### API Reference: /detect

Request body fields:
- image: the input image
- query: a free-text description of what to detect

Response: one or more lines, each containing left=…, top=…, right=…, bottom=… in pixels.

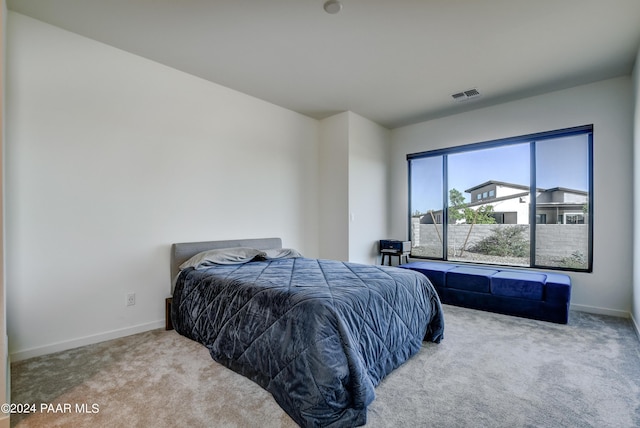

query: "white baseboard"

left=569, top=303, right=630, bottom=319
left=10, top=320, right=165, bottom=362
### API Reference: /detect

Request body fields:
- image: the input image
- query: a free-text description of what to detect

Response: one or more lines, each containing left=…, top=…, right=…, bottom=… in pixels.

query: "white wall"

left=318, top=113, right=349, bottom=261
left=347, top=112, right=390, bottom=264
left=319, top=112, right=391, bottom=264
left=5, top=13, right=320, bottom=360
left=0, top=2, right=7, bottom=426
left=390, top=77, right=634, bottom=317
left=632, top=46, right=640, bottom=336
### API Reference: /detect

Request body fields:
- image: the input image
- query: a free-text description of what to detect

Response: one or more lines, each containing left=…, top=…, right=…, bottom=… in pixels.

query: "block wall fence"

left=411, top=218, right=588, bottom=259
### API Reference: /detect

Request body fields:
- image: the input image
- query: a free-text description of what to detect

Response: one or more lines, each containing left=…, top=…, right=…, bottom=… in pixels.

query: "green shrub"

left=469, top=225, right=528, bottom=257
left=559, top=250, right=587, bottom=269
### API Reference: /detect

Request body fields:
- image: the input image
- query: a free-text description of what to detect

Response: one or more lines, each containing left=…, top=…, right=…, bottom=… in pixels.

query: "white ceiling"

left=7, top=0, right=640, bottom=128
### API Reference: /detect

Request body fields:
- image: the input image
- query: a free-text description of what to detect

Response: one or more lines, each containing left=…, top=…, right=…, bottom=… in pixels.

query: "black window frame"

left=407, top=124, right=593, bottom=273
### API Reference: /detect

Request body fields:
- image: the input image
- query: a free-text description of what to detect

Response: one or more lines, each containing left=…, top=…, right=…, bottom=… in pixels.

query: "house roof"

left=464, top=180, right=529, bottom=193
left=465, top=191, right=529, bottom=208
left=465, top=180, right=587, bottom=196
left=543, top=187, right=588, bottom=196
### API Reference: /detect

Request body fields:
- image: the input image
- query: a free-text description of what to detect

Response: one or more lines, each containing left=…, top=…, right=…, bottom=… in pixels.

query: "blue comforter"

left=172, top=258, right=444, bottom=427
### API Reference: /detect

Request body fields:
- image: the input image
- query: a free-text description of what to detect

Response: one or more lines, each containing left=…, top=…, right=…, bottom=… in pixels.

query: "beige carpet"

left=10, top=305, right=640, bottom=427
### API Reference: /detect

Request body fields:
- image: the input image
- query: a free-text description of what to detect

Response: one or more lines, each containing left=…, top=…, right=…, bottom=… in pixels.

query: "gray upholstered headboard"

left=170, top=237, right=282, bottom=283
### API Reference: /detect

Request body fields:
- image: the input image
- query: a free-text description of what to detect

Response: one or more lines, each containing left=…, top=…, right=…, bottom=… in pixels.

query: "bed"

left=170, top=238, right=444, bottom=427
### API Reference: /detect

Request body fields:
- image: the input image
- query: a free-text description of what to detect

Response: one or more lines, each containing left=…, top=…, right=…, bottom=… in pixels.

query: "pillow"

left=262, top=248, right=303, bottom=260
left=179, top=247, right=266, bottom=270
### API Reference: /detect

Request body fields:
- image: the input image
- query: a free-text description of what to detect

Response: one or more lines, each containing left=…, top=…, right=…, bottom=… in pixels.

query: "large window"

left=408, top=125, right=593, bottom=272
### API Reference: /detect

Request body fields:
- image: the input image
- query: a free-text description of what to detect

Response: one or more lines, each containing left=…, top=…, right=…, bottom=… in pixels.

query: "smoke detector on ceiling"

left=451, top=88, right=482, bottom=102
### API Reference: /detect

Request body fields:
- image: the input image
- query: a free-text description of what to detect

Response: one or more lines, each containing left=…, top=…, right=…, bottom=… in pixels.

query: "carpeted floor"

left=10, top=305, right=640, bottom=427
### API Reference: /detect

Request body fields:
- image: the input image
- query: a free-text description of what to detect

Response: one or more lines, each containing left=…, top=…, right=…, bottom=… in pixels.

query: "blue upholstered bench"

left=399, top=261, right=571, bottom=324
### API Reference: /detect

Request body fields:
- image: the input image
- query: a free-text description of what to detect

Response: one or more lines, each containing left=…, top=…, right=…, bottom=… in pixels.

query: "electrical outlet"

left=126, top=293, right=136, bottom=306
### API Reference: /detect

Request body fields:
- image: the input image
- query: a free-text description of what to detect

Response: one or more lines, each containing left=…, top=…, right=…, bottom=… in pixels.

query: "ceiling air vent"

left=451, top=88, right=481, bottom=102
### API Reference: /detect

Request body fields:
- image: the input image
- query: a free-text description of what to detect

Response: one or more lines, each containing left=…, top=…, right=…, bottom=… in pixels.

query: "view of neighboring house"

left=420, top=180, right=589, bottom=225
